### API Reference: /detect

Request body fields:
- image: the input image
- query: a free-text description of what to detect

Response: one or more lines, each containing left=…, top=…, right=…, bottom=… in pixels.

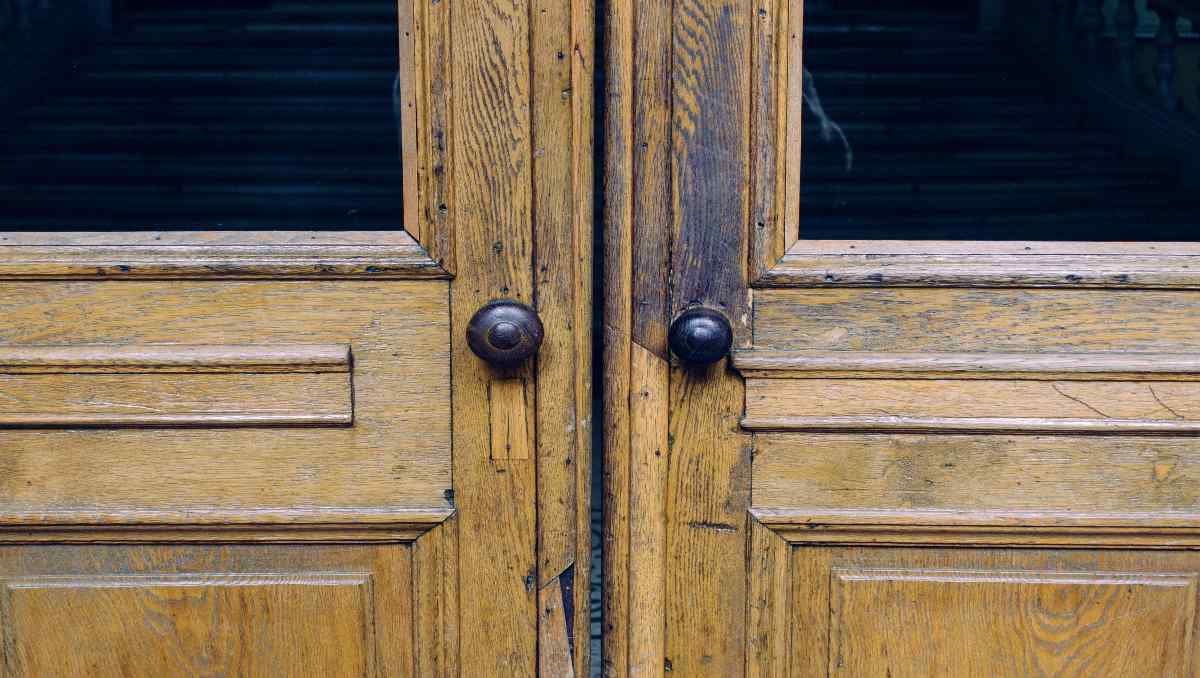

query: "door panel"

left=0, top=0, right=592, bottom=671
left=0, top=279, right=449, bottom=529
left=0, top=543, right=423, bottom=677
left=789, top=548, right=1200, bottom=678
left=603, top=0, right=1200, bottom=676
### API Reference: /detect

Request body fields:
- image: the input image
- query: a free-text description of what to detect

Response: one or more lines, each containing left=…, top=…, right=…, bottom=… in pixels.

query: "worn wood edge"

left=0, top=232, right=450, bottom=279
left=755, top=250, right=1200, bottom=289
left=752, top=508, right=1200, bottom=547
left=0, top=344, right=351, bottom=373
left=741, top=415, right=1200, bottom=434
left=733, top=350, right=1200, bottom=380
left=0, top=507, right=454, bottom=527
left=0, top=412, right=354, bottom=428
left=0, top=508, right=454, bottom=543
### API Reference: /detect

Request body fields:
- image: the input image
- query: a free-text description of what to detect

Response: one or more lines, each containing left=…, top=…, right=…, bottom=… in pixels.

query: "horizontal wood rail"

left=0, top=344, right=354, bottom=427
left=734, top=350, right=1200, bottom=380
left=738, top=349, right=1200, bottom=434
left=0, top=344, right=351, bottom=373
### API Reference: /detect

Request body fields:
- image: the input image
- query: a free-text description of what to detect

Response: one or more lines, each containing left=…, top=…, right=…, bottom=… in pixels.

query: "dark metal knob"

left=467, top=299, right=544, bottom=367
left=669, top=307, right=733, bottom=365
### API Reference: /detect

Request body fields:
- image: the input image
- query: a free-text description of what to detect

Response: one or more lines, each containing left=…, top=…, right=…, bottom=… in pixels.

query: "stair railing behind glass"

left=1010, top=0, right=1200, bottom=181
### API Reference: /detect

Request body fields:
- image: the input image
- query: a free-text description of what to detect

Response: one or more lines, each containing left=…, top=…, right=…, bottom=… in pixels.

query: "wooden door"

left=602, top=0, right=1200, bottom=675
left=0, top=0, right=592, bottom=675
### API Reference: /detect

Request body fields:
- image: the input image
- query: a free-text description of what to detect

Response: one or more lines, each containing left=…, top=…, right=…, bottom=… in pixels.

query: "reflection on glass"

left=0, top=0, right=403, bottom=230
left=799, top=0, right=1200, bottom=241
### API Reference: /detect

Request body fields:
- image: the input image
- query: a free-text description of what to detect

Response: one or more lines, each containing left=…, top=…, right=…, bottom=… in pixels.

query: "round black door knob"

left=467, top=299, right=544, bottom=366
left=669, top=307, right=733, bottom=365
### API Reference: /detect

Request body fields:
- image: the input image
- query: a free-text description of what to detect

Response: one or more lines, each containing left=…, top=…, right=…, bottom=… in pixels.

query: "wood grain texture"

left=0, top=281, right=450, bottom=527
left=791, top=547, right=1200, bottom=677
left=746, top=518, right=792, bottom=678
left=0, top=344, right=350, bottom=372
left=748, top=0, right=800, bottom=281
left=491, top=378, right=533, bottom=461
left=0, top=371, right=352, bottom=428
left=0, top=543, right=417, bottom=677
left=448, top=0, right=538, bottom=670
left=601, top=0, right=636, bottom=671
left=754, top=433, right=1200, bottom=526
left=410, top=0, right=455, bottom=272
left=830, top=568, right=1196, bottom=677
left=0, top=230, right=446, bottom=279
left=745, top=378, right=1200, bottom=433
left=754, top=288, right=1200, bottom=354
left=666, top=0, right=753, bottom=674
left=735, top=350, right=1200, bottom=380
left=628, top=344, right=669, bottom=677
left=760, top=243, right=1200, bottom=289
left=568, top=0, right=596, bottom=670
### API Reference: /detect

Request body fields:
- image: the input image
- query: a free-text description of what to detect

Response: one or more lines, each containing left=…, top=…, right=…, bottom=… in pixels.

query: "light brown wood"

left=628, top=343, right=669, bottom=677
left=0, top=345, right=354, bottom=427
left=491, top=378, right=533, bottom=461
left=745, top=378, right=1200, bottom=433
left=0, top=543, right=420, bottom=677
left=735, top=350, right=1200, bottom=380
left=791, top=548, right=1200, bottom=676
left=0, top=0, right=592, bottom=672
left=0, top=230, right=447, bottom=279
left=755, top=288, right=1200, bottom=354
left=603, top=0, right=1200, bottom=674
left=828, top=568, right=1195, bottom=676
left=754, top=432, right=1200, bottom=525
left=0, top=344, right=350, bottom=372
left=0, top=281, right=449, bottom=528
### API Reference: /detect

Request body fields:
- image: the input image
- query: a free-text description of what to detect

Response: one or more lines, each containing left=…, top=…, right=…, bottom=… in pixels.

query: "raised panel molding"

left=748, top=540, right=1200, bottom=676
left=736, top=350, right=1200, bottom=434
left=0, top=344, right=353, bottom=428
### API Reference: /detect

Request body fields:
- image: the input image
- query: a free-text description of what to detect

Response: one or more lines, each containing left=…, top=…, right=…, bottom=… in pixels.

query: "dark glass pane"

left=0, top=0, right=403, bottom=230
left=799, top=0, right=1200, bottom=241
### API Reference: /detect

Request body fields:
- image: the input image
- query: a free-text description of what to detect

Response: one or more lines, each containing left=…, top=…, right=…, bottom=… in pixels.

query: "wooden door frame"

left=0, top=0, right=594, bottom=673
left=602, top=0, right=1200, bottom=675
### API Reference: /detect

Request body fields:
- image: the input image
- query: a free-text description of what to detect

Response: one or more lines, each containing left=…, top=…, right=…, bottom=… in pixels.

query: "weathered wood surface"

left=0, top=280, right=450, bottom=528
left=792, top=548, right=1200, bottom=676
left=0, top=230, right=446, bottom=279
left=0, top=544, right=424, bottom=676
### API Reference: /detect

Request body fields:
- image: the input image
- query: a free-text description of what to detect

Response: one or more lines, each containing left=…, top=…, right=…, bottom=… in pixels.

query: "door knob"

left=669, top=307, right=733, bottom=365
left=467, top=299, right=544, bottom=367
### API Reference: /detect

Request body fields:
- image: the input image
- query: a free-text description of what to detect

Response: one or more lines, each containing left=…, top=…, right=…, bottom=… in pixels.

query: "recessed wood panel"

left=789, top=547, right=1200, bottom=678
left=3, top=574, right=373, bottom=677
left=830, top=569, right=1197, bottom=676
left=745, top=377, right=1200, bottom=433
left=0, top=280, right=451, bottom=531
left=754, top=433, right=1200, bottom=526
left=0, top=542, right=424, bottom=677
left=754, top=288, right=1200, bottom=354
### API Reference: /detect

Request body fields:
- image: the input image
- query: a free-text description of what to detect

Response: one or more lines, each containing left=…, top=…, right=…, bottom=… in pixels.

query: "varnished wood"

left=0, top=230, right=447, bottom=279
left=0, top=281, right=450, bottom=528
left=603, top=0, right=1200, bottom=674
left=790, top=548, right=1200, bottom=676
left=0, top=543, right=425, bottom=676
left=0, top=0, right=592, bottom=672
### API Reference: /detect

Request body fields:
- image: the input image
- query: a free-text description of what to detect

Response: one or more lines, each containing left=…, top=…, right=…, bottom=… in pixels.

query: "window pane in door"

left=0, top=0, right=405, bottom=230
left=798, top=0, right=1200, bottom=241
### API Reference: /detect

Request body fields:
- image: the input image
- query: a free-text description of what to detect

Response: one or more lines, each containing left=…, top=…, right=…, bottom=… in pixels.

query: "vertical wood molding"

left=666, top=0, right=754, bottom=676
left=409, top=0, right=456, bottom=272
left=605, top=0, right=758, bottom=674
left=602, top=0, right=636, bottom=672
left=448, top=0, right=538, bottom=672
